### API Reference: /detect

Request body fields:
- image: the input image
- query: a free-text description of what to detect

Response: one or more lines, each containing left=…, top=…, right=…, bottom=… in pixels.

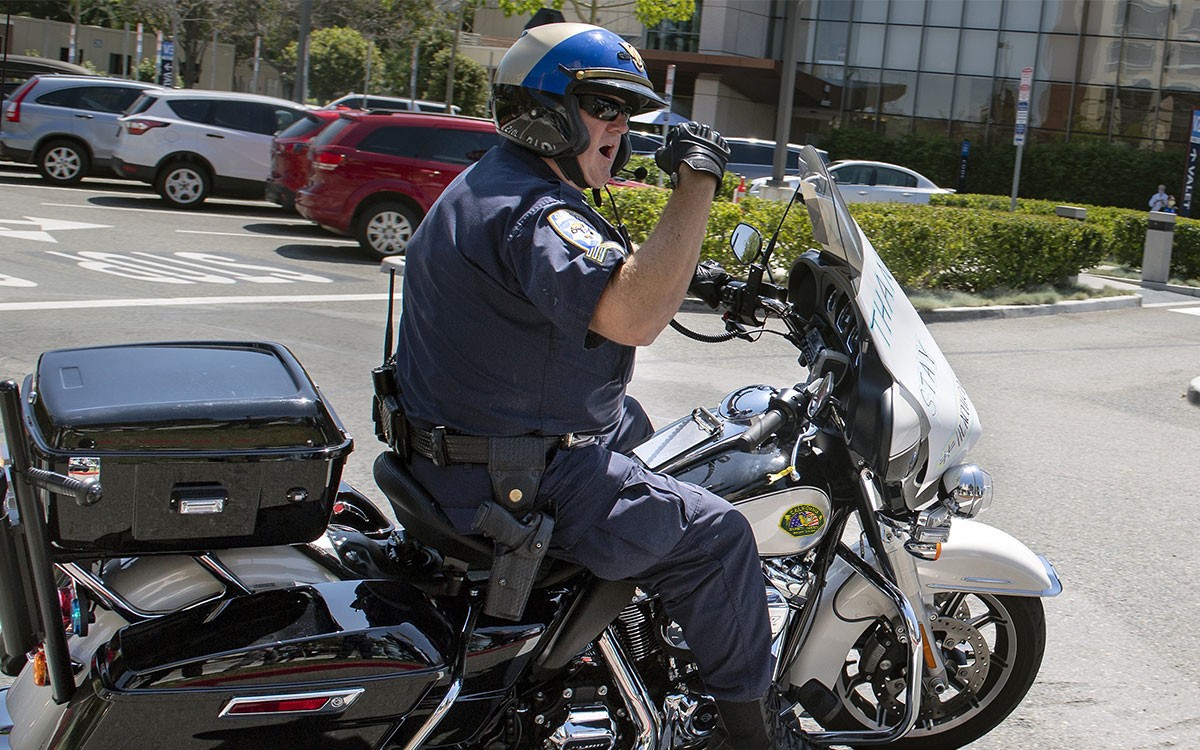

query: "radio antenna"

left=383, top=266, right=397, bottom=362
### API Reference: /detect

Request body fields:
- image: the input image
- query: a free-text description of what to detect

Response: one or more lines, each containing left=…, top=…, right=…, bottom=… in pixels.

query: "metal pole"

left=409, top=42, right=419, bottom=100
left=251, top=34, right=261, bottom=94
left=771, top=1, right=802, bottom=185
left=209, top=27, right=217, bottom=89
left=296, top=0, right=311, bottom=103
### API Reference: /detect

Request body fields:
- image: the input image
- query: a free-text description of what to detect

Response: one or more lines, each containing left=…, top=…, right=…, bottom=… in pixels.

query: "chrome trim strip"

left=219, top=687, right=364, bottom=718
left=597, top=628, right=660, bottom=750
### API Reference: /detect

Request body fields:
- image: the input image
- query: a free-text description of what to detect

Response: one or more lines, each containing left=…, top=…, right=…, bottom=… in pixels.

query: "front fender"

left=786, top=518, right=1061, bottom=691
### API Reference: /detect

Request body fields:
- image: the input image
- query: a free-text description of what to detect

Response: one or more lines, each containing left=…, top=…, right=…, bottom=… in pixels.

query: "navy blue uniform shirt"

left=395, top=140, right=633, bottom=436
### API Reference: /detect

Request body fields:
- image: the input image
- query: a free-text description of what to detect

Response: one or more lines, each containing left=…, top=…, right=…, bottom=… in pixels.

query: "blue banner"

left=1183, top=110, right=1200, bottom=217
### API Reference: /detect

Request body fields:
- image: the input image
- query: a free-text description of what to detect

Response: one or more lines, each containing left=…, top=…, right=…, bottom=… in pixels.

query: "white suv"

left=112, top=89, right=308, bottom=207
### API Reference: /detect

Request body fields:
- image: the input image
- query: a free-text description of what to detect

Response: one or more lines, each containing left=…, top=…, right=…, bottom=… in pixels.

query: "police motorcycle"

left=0, top=144, right=1059, bottom=750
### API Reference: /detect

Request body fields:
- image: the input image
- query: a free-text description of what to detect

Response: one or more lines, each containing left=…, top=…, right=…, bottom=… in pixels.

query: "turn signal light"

left=31, top=646, right=47, bottom=687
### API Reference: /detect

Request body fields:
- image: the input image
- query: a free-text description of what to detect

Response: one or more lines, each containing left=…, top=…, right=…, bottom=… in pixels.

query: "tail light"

left=122, top=118, right=170, bottom=136
left=313, top=150, right=345, bottom=171
left=4, top=79, right=36, bottom=123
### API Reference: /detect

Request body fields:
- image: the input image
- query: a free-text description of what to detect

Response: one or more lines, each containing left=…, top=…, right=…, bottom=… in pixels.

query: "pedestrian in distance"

left=387, top=19, right=812, bottom=750
left=1150, top=183, right=1170, bottom=211
left=1165, top=196, right=1178, bottom=213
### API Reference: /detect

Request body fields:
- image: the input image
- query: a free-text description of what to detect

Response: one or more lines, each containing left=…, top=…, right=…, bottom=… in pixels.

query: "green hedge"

left=606, top=157, right=1110, bottom=292
left=930, top=193, right=1200, bottom=281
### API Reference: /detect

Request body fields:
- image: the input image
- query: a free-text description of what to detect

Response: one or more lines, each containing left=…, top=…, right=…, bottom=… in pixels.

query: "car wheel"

left=37, top=140, right=89, bottom=185
left=356, top=200, right=419, bottom=258
left=156, top=161, right=211, bottom=208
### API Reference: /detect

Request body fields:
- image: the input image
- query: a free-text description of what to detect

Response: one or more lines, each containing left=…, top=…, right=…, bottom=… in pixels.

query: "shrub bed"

left=606, top=158, right=1110, bottom=291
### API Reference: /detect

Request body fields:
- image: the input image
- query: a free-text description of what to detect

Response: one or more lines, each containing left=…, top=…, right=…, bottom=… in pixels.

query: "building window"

left=645, top=7, right=700, bottom=53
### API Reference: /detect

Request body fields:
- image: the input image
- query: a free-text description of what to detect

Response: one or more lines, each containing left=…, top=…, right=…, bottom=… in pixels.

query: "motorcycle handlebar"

left=733, top=407, right=790, bottom=451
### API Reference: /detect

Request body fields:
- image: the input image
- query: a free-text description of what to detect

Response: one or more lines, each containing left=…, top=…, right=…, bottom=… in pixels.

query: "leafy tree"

left=496, top=0, right=694, bottom=27
left=115, top=0, right=218, bottom=87
left=421, top=47, right=489, bottom=117
left=282, top=26, right=382, bottom=104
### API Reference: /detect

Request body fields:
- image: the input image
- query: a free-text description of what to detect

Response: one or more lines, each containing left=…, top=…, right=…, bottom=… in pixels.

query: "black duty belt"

left=407, top=425, right=593, bottom=467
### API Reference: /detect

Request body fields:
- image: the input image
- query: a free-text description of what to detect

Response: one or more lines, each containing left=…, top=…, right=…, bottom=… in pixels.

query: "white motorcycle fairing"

left=785, top=518, right=1061, bottom=691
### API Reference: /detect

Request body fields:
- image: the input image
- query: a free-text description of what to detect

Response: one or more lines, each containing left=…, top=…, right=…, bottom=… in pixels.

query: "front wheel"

left=356, top=200, right=419, bottom=259
left=825, top=593, right=1046, bottom=750
left=156, top=161, right=210, bottom=208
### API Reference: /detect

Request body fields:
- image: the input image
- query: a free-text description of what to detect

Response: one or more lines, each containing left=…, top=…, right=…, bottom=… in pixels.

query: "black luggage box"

left=22, top=341, right=353, bottom=556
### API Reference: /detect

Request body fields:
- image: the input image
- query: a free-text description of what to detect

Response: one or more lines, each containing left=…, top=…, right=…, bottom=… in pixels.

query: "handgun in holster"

left=471, top=500, right=553, bottom=621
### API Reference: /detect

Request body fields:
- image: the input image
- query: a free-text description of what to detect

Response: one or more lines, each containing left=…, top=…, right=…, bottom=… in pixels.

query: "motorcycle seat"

left=373, top=451, right=581, bottom=586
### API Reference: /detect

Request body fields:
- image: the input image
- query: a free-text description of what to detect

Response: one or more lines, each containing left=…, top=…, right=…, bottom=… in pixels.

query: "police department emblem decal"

left=548, top=209, right=605, bottom=259
left=618, top=41, right=646, bottom=73
left=779, top=504, right=824, bottom=537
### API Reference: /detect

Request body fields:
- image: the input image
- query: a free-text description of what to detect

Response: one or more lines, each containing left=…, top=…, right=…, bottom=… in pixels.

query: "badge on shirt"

left=548, top=209, right=605, bottom=259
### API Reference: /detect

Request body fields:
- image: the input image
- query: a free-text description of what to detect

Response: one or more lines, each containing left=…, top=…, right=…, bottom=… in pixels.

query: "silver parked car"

left=0, top=74, right=162, bottom=184
left=747, top=160, right=953, bottom=204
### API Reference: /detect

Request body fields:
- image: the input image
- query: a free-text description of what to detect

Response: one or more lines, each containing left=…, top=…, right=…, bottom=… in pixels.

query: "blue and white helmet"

left=492, top=22, right=664, bottom=164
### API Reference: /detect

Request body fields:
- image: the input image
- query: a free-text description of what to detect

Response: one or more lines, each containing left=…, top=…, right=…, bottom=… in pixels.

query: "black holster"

left=471, top=501, right=553, bottom=620
left=371, top=362, right=408, bottom=459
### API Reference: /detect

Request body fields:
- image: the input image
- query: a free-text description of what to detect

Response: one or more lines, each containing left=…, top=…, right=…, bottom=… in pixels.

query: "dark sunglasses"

left=579, top=94, right=634, bottom=122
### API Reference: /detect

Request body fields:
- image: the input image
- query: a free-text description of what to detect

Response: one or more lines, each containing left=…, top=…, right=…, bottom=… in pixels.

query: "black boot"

left=710, top=697, right=815, bottom=750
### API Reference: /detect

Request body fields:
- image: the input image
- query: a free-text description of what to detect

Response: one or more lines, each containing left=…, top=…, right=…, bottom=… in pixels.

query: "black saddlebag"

left=22, top=341, right=353, bottom=555
left=58, top=579, right=460, bottom=749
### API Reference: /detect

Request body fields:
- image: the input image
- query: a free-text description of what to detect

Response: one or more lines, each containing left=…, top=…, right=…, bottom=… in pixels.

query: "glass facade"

left=798, top=0, right=1200, bottom=148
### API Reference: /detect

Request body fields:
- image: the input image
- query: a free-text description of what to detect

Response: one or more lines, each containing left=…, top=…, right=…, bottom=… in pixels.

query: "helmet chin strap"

left=554, top=154, right=589, bottom=190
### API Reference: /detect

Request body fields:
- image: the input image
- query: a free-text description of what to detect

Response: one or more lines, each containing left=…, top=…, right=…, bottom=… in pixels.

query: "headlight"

left=941, top=464, right=993, bottom=518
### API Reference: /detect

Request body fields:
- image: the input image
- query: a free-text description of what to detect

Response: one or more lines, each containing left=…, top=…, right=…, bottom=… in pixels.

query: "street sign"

left=1014, top=66, right=1033, bottom=146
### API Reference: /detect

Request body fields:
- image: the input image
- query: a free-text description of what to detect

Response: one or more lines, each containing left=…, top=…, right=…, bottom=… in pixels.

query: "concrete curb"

left=918, top=293, right=1142, bottom=322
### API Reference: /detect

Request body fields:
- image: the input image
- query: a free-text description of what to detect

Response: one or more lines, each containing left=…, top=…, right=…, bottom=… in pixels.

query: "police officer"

left=393, top=22, right=811, bottom=750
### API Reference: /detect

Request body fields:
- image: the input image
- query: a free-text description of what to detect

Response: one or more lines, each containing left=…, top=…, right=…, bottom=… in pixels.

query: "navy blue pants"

left=407, top=398, right=772, bottom=702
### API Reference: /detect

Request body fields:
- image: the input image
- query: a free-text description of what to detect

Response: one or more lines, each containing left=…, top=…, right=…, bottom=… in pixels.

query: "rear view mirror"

left=729, top=223, right=763, bottom=264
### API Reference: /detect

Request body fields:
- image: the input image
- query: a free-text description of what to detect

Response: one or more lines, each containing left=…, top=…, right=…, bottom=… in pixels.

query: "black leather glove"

left=689, top=260, right=728, bottom=309
left=655, top=122, right=730, bottom=191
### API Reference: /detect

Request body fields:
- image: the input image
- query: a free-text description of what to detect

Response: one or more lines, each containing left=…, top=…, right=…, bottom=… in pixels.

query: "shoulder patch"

left=548, top=209, right=603, bottom=253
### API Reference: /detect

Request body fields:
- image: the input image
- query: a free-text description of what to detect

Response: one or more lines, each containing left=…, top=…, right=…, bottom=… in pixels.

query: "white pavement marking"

left=40, top=201, right=313, bottom=223
left=0, top=293, right=398, bottom=312
left=176, top=229, right=358, bottom=245
left=1169, top=307, right=1200, bottom=316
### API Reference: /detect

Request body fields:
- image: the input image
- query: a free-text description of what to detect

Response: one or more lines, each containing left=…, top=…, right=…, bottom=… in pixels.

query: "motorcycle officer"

left=390, top=21, right=811, bottom=750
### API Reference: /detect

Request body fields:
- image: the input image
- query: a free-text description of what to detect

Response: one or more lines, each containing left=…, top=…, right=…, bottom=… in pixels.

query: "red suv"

left=295, top=111, right=498, bottom=258
left=266, top=109, right=341, bottom=211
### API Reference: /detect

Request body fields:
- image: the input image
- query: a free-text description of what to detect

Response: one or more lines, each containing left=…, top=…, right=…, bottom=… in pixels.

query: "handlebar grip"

left=735, top=408, right=789, bottom=451
left=24, top=467, right=103, bottom=507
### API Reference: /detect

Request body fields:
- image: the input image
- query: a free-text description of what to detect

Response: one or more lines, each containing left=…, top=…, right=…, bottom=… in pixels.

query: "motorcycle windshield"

left=796, top=146, right=981, bottom=501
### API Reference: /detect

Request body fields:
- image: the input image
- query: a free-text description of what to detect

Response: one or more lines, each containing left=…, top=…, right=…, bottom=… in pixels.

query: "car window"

left=277, top=113, right=330, bottom=139
left=727, top=142, right=771, bottom=165
left=831, top=164, right=874, bottom=185
left=209, top=101, right=269, bottom=133
left=271, top=107, right=303, bottom=134
left=125, top=92, right=158, bottom=115
left=312, top=117, right=353, bottom=147
left=37, top=85, right=140, bottom=113
left=425, top=129, right=498, bottom=164
left=356, top=125, right=430, bottom=158
left=167, top=98, right=211, bottom=123
left=874, top=167, right=917, bottom=188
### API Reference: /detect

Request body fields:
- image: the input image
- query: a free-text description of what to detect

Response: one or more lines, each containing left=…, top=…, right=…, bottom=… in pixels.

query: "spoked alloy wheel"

left=827, top=593, right=1046, bottom=749
left=356, top=201, right=418, bottom=259
left=156, top=162, right=210, bottom=208
left=38, top=140, right=89, bottom=184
